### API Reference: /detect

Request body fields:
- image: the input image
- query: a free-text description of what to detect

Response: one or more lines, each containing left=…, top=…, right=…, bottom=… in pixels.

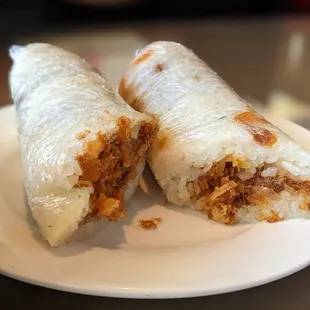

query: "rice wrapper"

left=120, top=41, right=310, bottom=225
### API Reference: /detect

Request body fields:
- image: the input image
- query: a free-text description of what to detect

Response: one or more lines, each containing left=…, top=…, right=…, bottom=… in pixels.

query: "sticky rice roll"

left=9, top=43, right=158, bottom=246
left=120, top=41, right=310, bottom=225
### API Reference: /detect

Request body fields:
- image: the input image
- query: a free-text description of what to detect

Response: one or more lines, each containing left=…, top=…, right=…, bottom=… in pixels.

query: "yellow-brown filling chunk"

left=77, top=116, right=158, bottom=222
left=188, top=156, right=310, bottom=225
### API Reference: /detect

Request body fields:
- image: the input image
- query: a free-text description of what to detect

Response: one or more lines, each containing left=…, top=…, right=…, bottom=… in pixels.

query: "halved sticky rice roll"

left=120, top=41, right=310, bottom=225
left=9, top=43, right=158, bottom=246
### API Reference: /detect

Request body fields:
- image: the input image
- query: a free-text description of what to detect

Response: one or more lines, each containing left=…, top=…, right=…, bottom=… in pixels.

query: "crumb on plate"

left=139, top=217, right=162, bottom=229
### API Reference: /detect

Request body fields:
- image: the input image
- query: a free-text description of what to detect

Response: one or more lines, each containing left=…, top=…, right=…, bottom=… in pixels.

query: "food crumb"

left=266, top=210, right=282, bottom=223
left=139, top=217, right=162, bottom=229
left=193, top=74, right=201, bottom=81
left=139, top=178, right=149, bottom=194
left=154, top=63, right=165, bottom=72
left=76, top=129, right=91, bottom=140
left=156, top=133, right=170, bottom=151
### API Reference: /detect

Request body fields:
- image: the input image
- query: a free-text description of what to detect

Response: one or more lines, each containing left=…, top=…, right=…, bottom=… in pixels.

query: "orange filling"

left=139, top=217, right=162, bottom=229
left=133, top=49, right=153, bottom=66
left=188, top=157, right=310, bottom=225
left=235, top=111, right=277, bottom=147
left=77, top=117, right=158, bottom=222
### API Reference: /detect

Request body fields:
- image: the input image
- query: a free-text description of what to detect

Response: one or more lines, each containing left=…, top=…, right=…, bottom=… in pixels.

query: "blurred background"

left=1, top=0, right=310, bottom=128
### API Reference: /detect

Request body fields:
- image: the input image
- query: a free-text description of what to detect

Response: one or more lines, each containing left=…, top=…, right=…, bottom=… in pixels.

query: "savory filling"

left=187, top=156, right=310, bottom=225
left=77, top=117, right=158, bottom=222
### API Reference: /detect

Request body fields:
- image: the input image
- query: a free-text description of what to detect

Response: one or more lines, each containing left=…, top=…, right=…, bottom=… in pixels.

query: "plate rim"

left=1, top=258, right=310, bottom=299
left=1, top=105, right=310, bottom=299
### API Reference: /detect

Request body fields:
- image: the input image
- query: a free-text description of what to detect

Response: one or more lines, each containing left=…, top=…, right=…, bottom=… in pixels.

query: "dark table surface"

left=2, top=2, right=310, bottom=308
left=2, top=267, right=310, bottom=309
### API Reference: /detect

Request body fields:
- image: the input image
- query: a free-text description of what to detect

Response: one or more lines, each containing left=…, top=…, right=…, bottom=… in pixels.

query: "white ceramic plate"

left=2, top=105, right=310, bottom=299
